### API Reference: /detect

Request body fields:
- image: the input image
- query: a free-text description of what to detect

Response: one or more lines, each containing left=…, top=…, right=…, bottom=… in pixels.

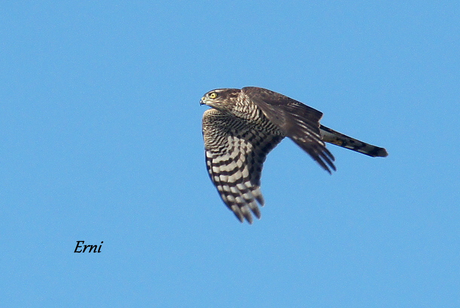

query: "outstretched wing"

left=243, top=87, right=336, bottom=173
left=202, top=108, right=283, bottom=223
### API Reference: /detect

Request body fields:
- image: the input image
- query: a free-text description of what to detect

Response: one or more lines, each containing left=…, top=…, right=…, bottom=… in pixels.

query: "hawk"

left=201, top=87, right=388, bottom=223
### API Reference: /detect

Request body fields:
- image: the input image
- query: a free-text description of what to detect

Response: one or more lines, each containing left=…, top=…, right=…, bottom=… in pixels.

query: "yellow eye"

left=209, top=92, right=218, bottom=99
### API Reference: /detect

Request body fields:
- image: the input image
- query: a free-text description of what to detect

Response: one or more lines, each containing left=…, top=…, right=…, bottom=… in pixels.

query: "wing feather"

left=202, top=109, right=282, bottom=223
left=242, top=87, right=336, bottom=173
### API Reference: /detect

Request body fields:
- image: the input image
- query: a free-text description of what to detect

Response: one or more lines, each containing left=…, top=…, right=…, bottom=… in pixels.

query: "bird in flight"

left=200, top=87, right=388, bottom=223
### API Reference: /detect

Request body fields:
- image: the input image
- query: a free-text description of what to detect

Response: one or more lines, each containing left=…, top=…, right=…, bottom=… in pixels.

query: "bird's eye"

left=209, top=92, right=218, bottom=99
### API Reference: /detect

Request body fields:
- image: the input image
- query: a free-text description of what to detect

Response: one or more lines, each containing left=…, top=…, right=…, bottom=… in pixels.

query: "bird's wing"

left=202, top=108, right=283, bottom=223
left=242, top=87, right=336, bottom=173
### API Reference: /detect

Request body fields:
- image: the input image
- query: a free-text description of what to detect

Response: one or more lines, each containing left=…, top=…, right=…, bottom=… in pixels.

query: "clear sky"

left=1, top=1, right=459, bottom=307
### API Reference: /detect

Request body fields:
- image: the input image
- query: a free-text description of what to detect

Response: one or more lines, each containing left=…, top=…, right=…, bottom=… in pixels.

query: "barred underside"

left=203, top=108, right=282, bottom=223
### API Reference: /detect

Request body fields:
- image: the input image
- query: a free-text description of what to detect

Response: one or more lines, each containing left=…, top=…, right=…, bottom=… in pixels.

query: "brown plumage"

left=201, top=87, right=388, bottom=223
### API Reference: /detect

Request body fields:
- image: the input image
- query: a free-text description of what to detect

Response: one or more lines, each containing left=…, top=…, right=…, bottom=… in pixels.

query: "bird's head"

left=200, top=88, right=241, bottom=112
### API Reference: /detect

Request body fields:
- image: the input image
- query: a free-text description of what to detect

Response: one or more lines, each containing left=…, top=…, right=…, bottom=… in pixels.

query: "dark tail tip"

left=374, top=147, right=388, bottom=157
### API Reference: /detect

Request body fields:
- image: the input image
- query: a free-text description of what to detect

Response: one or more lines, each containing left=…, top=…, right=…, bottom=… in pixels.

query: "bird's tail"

left=320, top=125, right=388, bottom=157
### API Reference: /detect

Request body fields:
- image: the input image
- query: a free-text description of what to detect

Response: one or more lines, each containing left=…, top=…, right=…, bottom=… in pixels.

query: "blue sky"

left=1, top=1, right=459, bottom=307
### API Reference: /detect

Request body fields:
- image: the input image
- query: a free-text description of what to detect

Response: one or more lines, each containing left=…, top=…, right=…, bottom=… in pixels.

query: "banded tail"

left=320, top=125, right=388, bottom=157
